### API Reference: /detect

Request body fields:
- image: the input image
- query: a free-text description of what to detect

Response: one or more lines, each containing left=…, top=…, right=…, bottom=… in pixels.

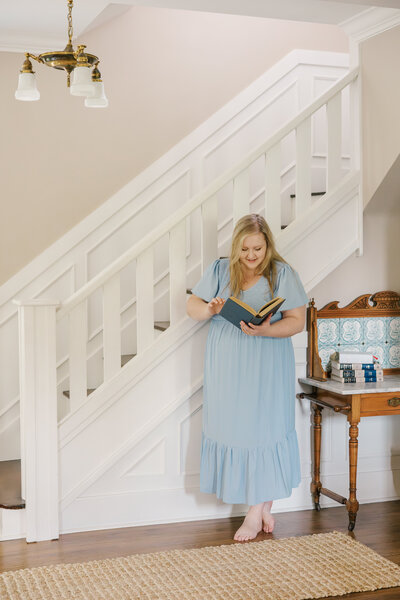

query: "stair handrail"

left=57, top=66, right=358, bottom=322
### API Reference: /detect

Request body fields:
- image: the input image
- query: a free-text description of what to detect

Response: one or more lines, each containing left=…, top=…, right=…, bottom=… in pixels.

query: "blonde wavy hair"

left=229, top=214, right=286, bottom=298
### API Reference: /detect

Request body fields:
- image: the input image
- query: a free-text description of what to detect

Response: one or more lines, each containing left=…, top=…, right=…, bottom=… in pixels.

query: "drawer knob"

left=388, top=397, right=400, bottom=407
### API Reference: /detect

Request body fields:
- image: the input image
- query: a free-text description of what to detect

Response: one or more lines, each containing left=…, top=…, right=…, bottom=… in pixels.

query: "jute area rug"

left=1, top=530, right=400, bottom=600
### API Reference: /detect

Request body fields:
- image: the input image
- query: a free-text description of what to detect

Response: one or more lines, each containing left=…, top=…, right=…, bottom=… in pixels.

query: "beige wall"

left=310, top=153, right=400, bottom=307
left=0, top=7, right=348, bottom=285
left=361, top=24, right=400, bottom=205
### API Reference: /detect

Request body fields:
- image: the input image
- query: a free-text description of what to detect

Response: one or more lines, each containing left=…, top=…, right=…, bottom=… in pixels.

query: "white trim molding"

left=340, top=6, right=400, bottom=44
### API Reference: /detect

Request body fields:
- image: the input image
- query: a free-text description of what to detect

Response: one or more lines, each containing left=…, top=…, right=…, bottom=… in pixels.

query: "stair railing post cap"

left=13, top=298, right=61, bottom=307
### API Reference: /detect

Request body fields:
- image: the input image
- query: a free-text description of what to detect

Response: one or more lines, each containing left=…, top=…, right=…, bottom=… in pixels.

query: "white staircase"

left=2, top=51, right=363, bottom=541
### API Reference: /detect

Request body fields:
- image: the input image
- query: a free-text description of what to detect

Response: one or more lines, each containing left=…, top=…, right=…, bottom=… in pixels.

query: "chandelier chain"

left=68, top=0, right=74, bottom=46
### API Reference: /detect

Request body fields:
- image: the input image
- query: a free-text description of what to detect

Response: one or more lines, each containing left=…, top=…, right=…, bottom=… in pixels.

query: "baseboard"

left=60, top=469, right=400, bottom=535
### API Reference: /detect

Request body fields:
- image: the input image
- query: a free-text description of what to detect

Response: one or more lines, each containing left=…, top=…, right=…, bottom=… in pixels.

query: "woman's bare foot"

left=234, top=503, right=265, bottom=542
left=262, top=500, right=275, bottom=533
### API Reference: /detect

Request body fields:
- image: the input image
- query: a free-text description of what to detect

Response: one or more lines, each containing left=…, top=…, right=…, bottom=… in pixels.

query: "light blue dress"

left=192, top=258, right=308, bottom=505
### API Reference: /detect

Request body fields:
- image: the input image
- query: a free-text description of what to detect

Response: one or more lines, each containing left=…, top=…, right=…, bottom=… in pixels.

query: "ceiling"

left=1, top=0, right=400, bottom=53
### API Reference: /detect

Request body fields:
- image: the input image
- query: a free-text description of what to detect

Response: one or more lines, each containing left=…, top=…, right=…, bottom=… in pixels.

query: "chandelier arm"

left=26, top=52, right=45, bottom=65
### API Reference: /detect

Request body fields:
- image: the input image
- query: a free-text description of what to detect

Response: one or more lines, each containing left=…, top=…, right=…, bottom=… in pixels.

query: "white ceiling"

left=1, top=0, right=400, bottom=53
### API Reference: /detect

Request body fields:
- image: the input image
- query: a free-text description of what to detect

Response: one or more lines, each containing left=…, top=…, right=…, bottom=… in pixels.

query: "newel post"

left=14, top=299, right=60, bottom=542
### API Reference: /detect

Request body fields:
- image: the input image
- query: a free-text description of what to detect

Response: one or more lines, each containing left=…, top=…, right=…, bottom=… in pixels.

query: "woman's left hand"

left=240, top=314, right=273, bottom=336
left=240, top=306, right=306, bottom=338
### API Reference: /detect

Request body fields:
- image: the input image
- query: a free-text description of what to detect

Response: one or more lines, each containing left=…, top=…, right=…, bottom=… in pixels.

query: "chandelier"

left=15, top=0, right=108, bottom=108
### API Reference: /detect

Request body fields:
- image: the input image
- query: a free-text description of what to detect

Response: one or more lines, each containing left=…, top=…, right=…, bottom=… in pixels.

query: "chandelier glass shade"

left=85, top=82, right=108, bottom=108
left=83, top=66, right=108, bottom=107
left=15, top=72, right=40, bottom=101
left=15, top=0, right=108, bottom=108
left=70, top=65, right=96, bottom=97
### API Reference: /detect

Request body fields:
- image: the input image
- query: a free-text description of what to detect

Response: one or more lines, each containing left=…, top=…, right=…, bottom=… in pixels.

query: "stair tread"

left=0, top=460, right=25, bottom=509
left=290, top=191, right=325, bottom=198
left=63, top=389, right=96, bottom=399
left=121, top=354, right=136, bottom=367
left=154, top=321, right=170, bottom=331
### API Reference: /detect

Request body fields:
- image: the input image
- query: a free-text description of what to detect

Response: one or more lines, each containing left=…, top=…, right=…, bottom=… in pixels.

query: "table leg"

left=346, top=417, right=360, bottom=531
left=311, top=403, right=323, bottom=511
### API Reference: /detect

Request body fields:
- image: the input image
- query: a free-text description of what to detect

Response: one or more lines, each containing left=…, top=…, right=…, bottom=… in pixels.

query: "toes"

left=234, top=530, right=254, bottom=541
left=262, top=518, right=275, bottom=534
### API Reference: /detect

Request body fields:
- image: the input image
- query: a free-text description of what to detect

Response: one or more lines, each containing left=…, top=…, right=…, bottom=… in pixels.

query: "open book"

left=219, top=296, right=285, bottom=329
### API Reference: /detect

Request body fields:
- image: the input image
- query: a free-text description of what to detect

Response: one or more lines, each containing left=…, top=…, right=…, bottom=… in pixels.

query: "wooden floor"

left=1, top=500, right=400, bottom=599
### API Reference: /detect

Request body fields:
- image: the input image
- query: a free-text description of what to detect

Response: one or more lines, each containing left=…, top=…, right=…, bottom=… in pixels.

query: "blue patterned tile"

left=336, top=343, right=363, bottom=354
left=364, top=317, right=386, bottom=345
left=317, top=319, right=339, bottom=346
left=318, top=346, right=337, bottom=371
left=365, top=344, right=386, bottom=368
left=387, top=342, right=400, bottom=368
left=339, top=318, right=364, bottom=345
left=388, top=317, right=400, bottom=342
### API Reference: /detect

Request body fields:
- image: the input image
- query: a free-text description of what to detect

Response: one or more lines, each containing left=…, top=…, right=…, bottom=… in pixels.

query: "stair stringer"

left=58, top=172, right=361, bottom=533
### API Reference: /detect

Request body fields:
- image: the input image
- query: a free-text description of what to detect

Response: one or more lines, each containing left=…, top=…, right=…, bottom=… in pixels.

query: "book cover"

left=330, top=361, right=381, bottom=371
left=331, top=367, right=383, bottom=378
left=331, top=351, right=377, bottom=364
left=331, top=374, right=383, bottom=383
left=219, top=296, right=285, bottom=329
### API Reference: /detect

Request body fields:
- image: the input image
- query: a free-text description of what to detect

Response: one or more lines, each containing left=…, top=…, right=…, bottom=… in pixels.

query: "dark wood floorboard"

left=1, top=500, right=400, bottom=599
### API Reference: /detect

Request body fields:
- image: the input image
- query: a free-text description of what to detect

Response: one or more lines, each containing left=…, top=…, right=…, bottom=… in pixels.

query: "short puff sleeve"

left=191, top=259, right=221, bottom=303
left=275, top=263, right=308, bottom=311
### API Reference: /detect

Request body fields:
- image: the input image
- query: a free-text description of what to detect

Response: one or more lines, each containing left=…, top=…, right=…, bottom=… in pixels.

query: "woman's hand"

left=207, top=297, right=225, bottom=316
left=240, top=314, right=273, bottom=336
left=240, top=306, right=306, bottom=337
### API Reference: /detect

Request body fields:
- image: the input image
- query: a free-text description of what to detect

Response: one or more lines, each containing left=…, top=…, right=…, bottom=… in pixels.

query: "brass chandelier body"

left=22, top=1, right=98, bottom=87
left=16, top=0, right=107, bottom=106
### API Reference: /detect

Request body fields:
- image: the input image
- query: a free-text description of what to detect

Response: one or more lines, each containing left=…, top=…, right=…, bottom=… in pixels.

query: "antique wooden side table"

left=298, top=291, right=400, bottom=531
left=298, top=375, right=400, bottom=530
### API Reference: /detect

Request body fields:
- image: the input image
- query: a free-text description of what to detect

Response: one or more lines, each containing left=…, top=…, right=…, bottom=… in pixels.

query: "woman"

left=187, top=214, right=307, bottom=542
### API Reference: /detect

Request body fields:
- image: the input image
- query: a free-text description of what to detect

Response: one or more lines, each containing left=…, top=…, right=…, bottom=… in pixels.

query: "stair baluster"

left=233, top=169, right=250, bottom=225
left=136, top=247, right=155, bottom=354
left=265, top=144, right=281, bottom=237
left=327, top=92, right=343, bottom=191
left=103, top=273, right=122, bottom=381
left=69, top=301, right=88, bottom=410
left=169, top=220, right=187, bottom=326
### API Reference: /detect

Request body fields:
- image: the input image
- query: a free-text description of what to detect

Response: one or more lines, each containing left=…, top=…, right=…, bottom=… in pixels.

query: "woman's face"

left=239, top=232, right=267, bottom=272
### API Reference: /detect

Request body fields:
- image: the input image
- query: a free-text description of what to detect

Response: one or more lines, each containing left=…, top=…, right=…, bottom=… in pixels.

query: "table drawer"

left=361, top=393, right=400, bottom=415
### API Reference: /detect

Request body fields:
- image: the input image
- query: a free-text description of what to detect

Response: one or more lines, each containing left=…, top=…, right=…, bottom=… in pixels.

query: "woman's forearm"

left=268, top=315, right=305, bottom=338
left=186, top=295, right=211, bottom=321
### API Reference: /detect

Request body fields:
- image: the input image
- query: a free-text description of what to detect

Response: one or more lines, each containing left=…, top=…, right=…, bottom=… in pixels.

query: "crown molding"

left=0, top=34, right=65, bottom=54
left=339, top=6, right=400, bottom=43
